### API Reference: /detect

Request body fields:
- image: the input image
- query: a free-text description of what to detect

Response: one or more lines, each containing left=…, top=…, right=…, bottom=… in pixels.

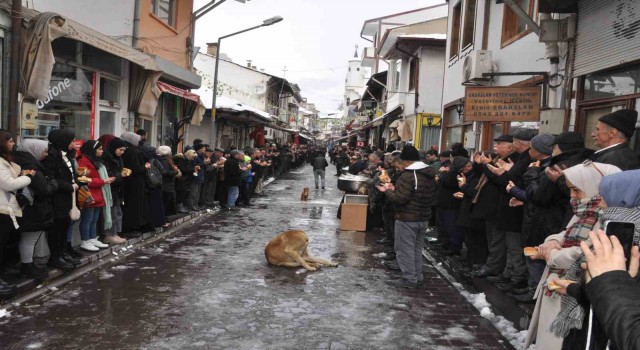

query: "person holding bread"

left=524, top=162, right=621, bottom=350
left=77, top=140, right=115, bottom=252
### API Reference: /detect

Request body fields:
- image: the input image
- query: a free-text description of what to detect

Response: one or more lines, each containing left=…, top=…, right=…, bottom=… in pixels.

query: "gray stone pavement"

left=0, top=162, right=513, bottom=350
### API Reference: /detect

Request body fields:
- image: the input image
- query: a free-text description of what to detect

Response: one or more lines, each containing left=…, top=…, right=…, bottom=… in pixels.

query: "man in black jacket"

left=311, top=152, right=329, bottom=190
left=223, top=150, right=244, bottom=211
left=590, top=109, right=639, bottom=170
left=377, top=146, right=437, bottom=288
left=481, top=130, right=533, bottom=292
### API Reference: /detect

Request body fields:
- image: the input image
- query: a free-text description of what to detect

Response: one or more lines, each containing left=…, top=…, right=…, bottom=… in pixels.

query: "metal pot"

left=337, top=175, right=370, bottom=193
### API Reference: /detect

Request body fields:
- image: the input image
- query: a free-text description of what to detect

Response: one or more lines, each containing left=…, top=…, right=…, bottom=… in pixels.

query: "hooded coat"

left=13, top=140, right=58, bottom=231
left=42, top=129, right=77, bottom=218
left=385, top=161, right=437, bottom=222
left=119, top=132, right=149, bottom=231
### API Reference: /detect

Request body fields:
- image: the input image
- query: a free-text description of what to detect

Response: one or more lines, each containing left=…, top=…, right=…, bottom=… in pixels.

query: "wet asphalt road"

left=0, top=161, right=512, bottom=350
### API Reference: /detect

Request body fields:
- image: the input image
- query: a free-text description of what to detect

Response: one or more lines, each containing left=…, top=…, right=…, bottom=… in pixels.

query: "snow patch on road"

left=25, top=343, right=43, bottom=349
left=111, top=265, right=132, bottom=271
left=98, top=271, right=115, bottom=280
left=424, top=250, right=527, bottom=350
left=372, top=252, right=387, bottom=258
left=0, top=309, right=10, bottom=318
left=445, top=326, right=476, bottom=342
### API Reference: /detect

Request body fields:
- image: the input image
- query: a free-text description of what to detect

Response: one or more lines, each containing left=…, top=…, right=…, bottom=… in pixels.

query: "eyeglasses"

left=582, top=159, right=605, bottom=177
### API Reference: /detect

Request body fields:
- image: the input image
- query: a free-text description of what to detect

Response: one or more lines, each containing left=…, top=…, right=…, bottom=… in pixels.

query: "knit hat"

left=194, top=143, right=206, bottom=152
left=157, top=145, right=172, bottom=156
left=552, top=132, right=584, bottom=152
left=400, top=145, right=420, bottom=161
left=600, top=170, right=640, bottom=208
left=452, top=156, right=471, bottom=172
left=599, top=109, right=638, bottom=139
left=530, top=134, right=555, bottom=155
left=214, top=147, right=225, bottom=153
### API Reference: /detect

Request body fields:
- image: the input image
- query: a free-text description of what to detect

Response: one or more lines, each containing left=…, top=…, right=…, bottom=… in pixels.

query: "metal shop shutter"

left=573, top=0, right=640, bottom=76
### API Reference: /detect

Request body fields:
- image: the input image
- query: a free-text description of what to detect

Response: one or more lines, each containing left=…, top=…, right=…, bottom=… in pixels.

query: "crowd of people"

left=0, top=127, right=319, bottom=299
left=331, top=109, right=640, bottom=349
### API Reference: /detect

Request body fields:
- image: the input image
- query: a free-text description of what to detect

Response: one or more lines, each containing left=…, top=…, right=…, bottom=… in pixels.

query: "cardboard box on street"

left=340, top=203, right=368, bottom=232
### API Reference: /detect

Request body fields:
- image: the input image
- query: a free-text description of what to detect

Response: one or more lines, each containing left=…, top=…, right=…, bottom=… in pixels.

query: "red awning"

left=156, top=81, right=200, bottom=103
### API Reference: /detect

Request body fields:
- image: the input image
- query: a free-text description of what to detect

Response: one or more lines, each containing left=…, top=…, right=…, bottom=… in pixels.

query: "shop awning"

left=359, top=105, right=404, bottom=130
left=333, top=132, right=357, bottom=142
left=8, top=4, right=160, bottom=101
left=156, top=81, right=206, bottom=126
left=209, top=95, right=273, bottom=126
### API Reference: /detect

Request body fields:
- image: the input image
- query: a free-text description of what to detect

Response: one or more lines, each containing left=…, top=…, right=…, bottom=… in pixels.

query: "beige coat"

left=524, top=217, right=600, bottom=349
left=0, top=157, right=31, bottom=225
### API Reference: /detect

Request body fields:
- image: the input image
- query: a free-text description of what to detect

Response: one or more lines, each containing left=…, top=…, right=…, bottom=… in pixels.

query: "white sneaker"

left=80, top=240, right=99, bottom=252
left=103, top=235, right=126, bottom=244
left=89, top=238, right=109, bottom=249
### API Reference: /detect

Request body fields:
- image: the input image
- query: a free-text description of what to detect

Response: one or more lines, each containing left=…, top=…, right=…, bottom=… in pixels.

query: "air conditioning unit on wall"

left=462, top=50, right=493, bottom=84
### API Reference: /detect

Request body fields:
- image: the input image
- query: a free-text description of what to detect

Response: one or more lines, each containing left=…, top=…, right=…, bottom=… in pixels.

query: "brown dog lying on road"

left=300, top=187, right=310, bottom=201
left=265, top=230, right=338, bottom=271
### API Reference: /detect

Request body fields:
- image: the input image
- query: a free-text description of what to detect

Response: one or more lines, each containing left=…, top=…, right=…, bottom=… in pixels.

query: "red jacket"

left=77, top=156, right=106, bottom=208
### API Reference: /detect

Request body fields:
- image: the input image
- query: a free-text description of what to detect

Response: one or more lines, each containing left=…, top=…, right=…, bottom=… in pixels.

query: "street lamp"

left=209, top=16, right=284, bottom=146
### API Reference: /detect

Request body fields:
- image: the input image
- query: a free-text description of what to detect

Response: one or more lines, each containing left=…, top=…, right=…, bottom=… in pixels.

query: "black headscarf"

left=108, top=137, right=127, bottom=156
left=48, top=129, right=75, bottom=151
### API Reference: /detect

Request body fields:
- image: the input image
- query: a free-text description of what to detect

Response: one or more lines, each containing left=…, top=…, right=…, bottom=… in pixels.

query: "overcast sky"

left=194, top=0, right=446, bottom=114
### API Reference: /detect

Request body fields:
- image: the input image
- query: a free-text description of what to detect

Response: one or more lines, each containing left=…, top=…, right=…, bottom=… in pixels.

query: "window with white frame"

left=151, top=0, right=176, bottom=27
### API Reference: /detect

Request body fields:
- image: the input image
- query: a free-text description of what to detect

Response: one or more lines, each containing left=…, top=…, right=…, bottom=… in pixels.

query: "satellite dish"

left=254, top=84, right=266, bottom=95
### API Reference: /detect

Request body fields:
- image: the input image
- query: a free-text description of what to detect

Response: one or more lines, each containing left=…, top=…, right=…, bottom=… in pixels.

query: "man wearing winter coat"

left=377, top=145, right=437, bottom=288
left=590, top=109, right=639, bottom=170
left=311, top=152, right=329, bottom=190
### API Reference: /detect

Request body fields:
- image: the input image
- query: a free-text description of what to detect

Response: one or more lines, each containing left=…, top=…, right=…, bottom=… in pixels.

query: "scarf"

left=98, top=164, right=113, bottom=230
left=548, top=195, right=603, bottom=337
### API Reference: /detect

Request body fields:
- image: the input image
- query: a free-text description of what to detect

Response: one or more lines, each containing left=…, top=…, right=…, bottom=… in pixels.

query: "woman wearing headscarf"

left=553, top=169, right=640, bottom=350
left=77, top=140, right=114, bottom=251
left=434, top=156, right=468, bottom=256
left=42, top=129, right=77, bottom=271
left=524, top=162, right=622, bottom=350
left=142, top=145, right=168, bottom=228
left=0, top=130, right=33, bottom=296
left=97, top=135, right=127, bottom=244
left=119, top=132, right=151, bottom=236
left=157, top=145, right=180, bottom=216
left=13, top=139, right=57, bottom=281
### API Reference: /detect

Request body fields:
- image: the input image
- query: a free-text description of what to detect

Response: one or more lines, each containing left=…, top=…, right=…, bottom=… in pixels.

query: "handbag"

left=69, top=190, right=81, bottom=221
left=77, top=185, right=94, bottom=209
left=15, top=186, right=34, bottom=208
left=146, top=161, right=163, bottom=188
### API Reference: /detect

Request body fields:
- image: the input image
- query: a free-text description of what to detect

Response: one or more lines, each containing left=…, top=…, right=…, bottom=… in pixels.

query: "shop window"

left=151, top=0, right=177, bottom=27
left=409, top=59, right=419, bottom=91
left=501, top=0, right=535, bottom=47
left=461, top=0, right=477, bottom=49
left=27, top=63, right=94, bottom=141
left=443, top=106, right=471, bottom=150
left=52, top=38, right=79, bottom=62
left=99, top=77, right=120, bottom=104
left=82, top=45, right=123, bottom=77
left=99, top=110, right=116, bottom=136
left=450, top=2, right=462, bottom=59
left=583, top=66, right=640, bottom=101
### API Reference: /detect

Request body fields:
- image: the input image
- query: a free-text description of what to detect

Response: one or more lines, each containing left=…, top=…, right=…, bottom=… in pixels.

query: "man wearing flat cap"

left=590, top=109, right=640, bottom=170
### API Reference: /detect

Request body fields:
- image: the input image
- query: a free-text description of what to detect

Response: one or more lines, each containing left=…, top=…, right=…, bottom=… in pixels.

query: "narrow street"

left=0, top=162, right=512, bottom=350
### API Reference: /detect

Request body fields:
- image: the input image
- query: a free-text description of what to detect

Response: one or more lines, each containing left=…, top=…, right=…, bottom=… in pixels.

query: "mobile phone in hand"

left=604, top=220, right=636, bottom=263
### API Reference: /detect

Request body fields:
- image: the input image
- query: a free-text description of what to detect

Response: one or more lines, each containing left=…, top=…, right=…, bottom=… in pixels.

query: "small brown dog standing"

left=300, top=187, right=310, bottom=201
left=265, top=230, right=338, bottom=271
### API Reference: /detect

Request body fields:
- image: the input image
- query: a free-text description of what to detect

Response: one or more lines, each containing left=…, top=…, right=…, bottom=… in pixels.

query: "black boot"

left=66, top=243, right=84, bottom=259
left=47, top=257, right=74, bottom=272
left=0, top=278, right=16, bottom=298
left=21, top=263, right=49, bottom=281
left=62, top=252, right=82, bottom=267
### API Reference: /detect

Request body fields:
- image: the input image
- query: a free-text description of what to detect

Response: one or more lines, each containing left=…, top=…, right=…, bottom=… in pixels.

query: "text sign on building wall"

left=464, top=86, right=541, bottom=122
